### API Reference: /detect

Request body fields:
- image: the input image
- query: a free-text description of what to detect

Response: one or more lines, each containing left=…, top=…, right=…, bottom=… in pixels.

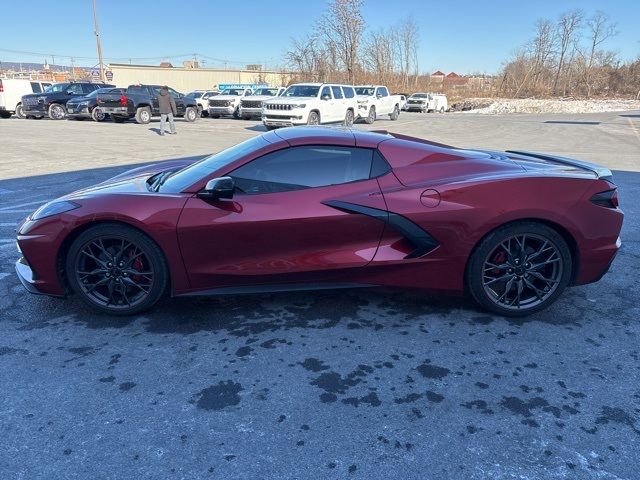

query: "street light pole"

left=92, top=0, right=106, bottom=82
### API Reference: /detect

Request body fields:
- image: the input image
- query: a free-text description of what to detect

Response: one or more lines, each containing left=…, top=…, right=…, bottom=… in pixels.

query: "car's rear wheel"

left=66, top=224, right=168, bottom=315
left=466, top=222, right=572, bottom=317
left=15, top=103, right=25, bottom=119
left=135, top=106, right=151, bottom=124
left=0, top=111, right=12, bottom=119
left=343, top=109, right=354, bottom=127
left=184, top=106, right=197, bottom=122
left=389, top=105, right=400, bottom=120
left=48, top=103, right=66, bottom=120
left=364, top=106, right=376, bottom=124
left=233, top=107, right=241, bottom=119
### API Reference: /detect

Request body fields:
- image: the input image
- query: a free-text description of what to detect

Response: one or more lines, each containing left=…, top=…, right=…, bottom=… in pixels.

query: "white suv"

left=262, top=83, right=358, bottom=129
left=0, top=79, right=52, bottom=118
left=239, top=87, right=285, bottom=119
left=186, top=90, right=219, bottom=117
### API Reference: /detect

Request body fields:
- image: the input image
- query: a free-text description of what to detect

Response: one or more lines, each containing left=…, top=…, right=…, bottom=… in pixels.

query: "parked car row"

left=1, top=79, right=449, bottom=126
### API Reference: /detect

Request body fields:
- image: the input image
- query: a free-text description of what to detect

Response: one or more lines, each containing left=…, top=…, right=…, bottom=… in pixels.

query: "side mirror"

left=321, top=94, right=331, bottom=101
left=66, top=90, right=74, bottom=95
left=376, top=94, right=382, bottom=99
left=198, top=176, right=235, bottom=199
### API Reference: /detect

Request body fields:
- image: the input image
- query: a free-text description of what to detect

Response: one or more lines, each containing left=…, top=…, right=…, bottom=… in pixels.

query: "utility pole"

left=70, top=57, right=75, bottom=80
left=92, top=0, right=106, bottom=82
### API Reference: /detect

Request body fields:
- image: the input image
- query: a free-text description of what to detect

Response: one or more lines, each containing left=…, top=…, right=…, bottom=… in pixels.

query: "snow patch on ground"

left=452, top=98, right=640, bottom=114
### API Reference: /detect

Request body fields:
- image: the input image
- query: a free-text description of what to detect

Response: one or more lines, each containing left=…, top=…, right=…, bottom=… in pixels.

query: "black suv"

left=21, top=82, right=113, bottom=120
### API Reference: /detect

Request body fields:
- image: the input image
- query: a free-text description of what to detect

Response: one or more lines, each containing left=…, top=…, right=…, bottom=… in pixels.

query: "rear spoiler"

left=506, top=150, right=613, bottom=181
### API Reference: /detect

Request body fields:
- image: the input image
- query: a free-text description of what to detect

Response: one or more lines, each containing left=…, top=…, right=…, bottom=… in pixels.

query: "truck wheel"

left=15, top=103, right=26, bottom=119
left=439, top=106, right=445, bottom=113
left=48, top=103, right=66, bottom=120
left=135, top=106, right=151, bottom=124
left=210, top=114, right=220, bottom=118
left=0, top=111, right=12, bottom=119
left=364, top=106, right=376, bottom=124
left=242, top=114, right=251, bottom=120
left=91, top=108, right=106, bottom=122
left=389, top=105, right=400, bottom=121
left=184, top=106, right=197, bottom=122
left=343, top=109, right=354, bottom=127
left=307, top=111, right=320, bottom=125
left=112, top=116, right=127, bottom=123
left=233, top=107, right=241, bottom=119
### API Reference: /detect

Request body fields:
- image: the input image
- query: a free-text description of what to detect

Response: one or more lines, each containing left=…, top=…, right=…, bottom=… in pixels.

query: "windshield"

left=86, top=88, right=116, bottom=98
left=186, top=91, right=203, bottom=98
left=251, top=88, right=278, bottom=96
left=220, top=89, right=243, bottom=96
left=160, top=135, right=270, bottom=193
left=355, top=87, right=375, bottom=96
left=411, top=93, right=429, bottom=99
left=282, top=85, right=320, bottom=98
left=43, top=83, right=70, bottom=93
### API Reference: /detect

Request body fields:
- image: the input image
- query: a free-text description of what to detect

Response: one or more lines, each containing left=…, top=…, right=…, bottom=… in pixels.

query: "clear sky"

left=0, top=0, right=638, bottom=74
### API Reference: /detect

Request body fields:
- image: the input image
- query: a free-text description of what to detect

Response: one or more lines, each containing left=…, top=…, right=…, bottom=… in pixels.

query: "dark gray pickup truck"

left=97, top=84, right=199, bottom=124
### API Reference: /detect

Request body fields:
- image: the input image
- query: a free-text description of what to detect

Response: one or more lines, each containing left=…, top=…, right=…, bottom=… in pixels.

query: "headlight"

left=31, top=201, right=80, bottom=220
left=291, top=104, right=306, bottom=109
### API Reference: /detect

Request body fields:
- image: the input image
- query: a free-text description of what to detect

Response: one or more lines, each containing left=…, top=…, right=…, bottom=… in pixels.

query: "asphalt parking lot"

left=1, top=111, right=639, bottom=479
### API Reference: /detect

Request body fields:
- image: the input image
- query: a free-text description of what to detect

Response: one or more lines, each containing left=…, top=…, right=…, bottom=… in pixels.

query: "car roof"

left=271, top=126, right=391, bottom=148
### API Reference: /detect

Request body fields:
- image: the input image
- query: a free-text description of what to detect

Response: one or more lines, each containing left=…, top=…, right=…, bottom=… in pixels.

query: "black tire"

left=91, top=108, right=106, bottom=122
left=0, top=111, right=12, bottom=119
left=364, top=106, right=376, bottom=124
left=307, top=111, right=320, bottom=125
left=48, top=103, right=66, bottom=120
left=242, top=115, right=251, bottom=120
left=389, top=105, right=400, bottom=121
left=210, top=114, right=220, bottom=119
left=15, top=103, right=25, bottom=119
left=466, top=222, right=572, bottom=317
left=65, top=223, right=168, bottom=316
left=439, top=106, right=445, bottom=113
left=112, top=115, right=127, bottom=123
left=135, top=106, right=151, bottom=124
left=184, top=106, right=197, bottom=122
left=232, top=107, right=241, bottom=119
left=343, top=109, right=354, bottom=127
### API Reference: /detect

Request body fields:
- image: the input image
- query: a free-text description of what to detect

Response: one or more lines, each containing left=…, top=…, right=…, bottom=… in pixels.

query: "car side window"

left=68, top=84, right=84, bottom=94
left=343, top=86, right=355, bottom=99
left=229, top=146, right=374, bottom=195
left=376, top=87, right=388, bottom=97
left=320, top=86, right=332, bottom=99
left=30, top=82, right=42, bottom=93
left=331, top=86, right=344, bottom=99
left=168, top=87, right=181, bottom=98
left=82, top=84, right=96, bottom=94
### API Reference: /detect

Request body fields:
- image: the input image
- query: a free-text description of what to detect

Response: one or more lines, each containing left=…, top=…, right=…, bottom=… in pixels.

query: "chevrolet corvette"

left=15, top=127, right=623, bottom=316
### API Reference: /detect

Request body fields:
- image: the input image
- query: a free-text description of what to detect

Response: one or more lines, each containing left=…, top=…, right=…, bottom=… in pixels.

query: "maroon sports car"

left=16, top=127, right=622, bottom=316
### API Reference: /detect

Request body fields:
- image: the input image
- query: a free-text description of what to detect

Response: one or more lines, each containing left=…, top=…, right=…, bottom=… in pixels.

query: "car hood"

left=62, top=158, right=199, bottom=199
left=242, top=95, right=274, bottom=102
left=264, top=98, right=310, bottom=105
left=213, top=95, right=242, bottom=101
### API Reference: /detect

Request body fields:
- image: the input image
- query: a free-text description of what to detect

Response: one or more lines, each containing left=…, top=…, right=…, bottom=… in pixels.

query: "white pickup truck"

left=354, top=85, right=402, bottom=124
left=239, top=87, right=285, bottom=119
left=405, top=93, right=448, bottom=113
left=262, top=83, right=358, bottom=129
left=208, top=87, right=253, bottom=119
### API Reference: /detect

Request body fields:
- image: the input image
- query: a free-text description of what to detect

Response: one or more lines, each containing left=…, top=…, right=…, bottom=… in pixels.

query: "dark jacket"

left=158, top=89, right=177, bottom=115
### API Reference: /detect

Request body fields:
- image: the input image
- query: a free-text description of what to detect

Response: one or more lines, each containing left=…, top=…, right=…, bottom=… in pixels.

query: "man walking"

left=158, top=86, right=177, bottom=135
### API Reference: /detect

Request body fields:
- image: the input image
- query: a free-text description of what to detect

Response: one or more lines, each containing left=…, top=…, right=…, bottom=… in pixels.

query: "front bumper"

left=208, top=106, right=236, bottom=115
left=405, top=104, right=426, bottom=111
left=67, top=105, right=90, bottom=118
left=239, top=107, right=262, bottom=117
left=262, top=114, right=306, bottom=127
left=15, top=257, right=42, bottom=295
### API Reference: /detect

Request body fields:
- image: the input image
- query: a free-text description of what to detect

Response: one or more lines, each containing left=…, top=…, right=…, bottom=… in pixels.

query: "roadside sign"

left=105, top=70, right=113, bottom=81
left=91, top=69, right=100, bottom=80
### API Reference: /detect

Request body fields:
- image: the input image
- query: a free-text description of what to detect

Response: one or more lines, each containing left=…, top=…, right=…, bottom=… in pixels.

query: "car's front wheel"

left=343, top=109, right=354, bottom=127
left=66, top=224, right=168, bottom=315
left=307, top=111, right=320, bottom=125
left=389, top=105, right=400, bottom=121
left=364, top=106, right=376, bottom=124
left=135, top=106, right=151, bottom=124
left=48, top=103, right=66, bottom=120
left=466, top=222, right=572, bottom=317
left=15, top=103, right=25, bottom=119
left=184, top=106, right=197, bottom=122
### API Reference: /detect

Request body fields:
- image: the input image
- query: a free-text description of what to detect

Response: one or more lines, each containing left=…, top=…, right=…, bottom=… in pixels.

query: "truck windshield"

left=43, top=84, right=70, bottom=93
left=186, top=92, right=203, bottom=98
left=159, top=135, right=271, bottom=193
left=355, top=87, right=375, bottom=96
left=411, top=93, right=429, bottom=99
left=221, top=89, right=243, bottom=95
left=251, top=88, right=278, bottom=96
left=282, top=85, right=320, bottom=97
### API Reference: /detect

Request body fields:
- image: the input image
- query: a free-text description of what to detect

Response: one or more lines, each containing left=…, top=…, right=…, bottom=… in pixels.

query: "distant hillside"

left=0, top=61, right=89, bottom=72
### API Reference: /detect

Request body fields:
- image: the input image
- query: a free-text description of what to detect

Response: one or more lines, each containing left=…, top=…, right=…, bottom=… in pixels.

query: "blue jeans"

left=160, top=113, right=175, bottom=134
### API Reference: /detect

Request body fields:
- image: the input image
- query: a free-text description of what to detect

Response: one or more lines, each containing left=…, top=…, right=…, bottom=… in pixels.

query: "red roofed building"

left=431, top=70, right=445, bottom=77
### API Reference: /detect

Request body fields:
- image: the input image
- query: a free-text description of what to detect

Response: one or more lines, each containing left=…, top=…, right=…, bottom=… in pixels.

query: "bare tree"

left=395, top=17, right=420, bottom=89
left=317, top=0, right=365, bottom=84
left=553, top=9, right=583, bottom=94
left=362, top=27, right=397, bottom=85
left=581, top=11, right=617, bottom=97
